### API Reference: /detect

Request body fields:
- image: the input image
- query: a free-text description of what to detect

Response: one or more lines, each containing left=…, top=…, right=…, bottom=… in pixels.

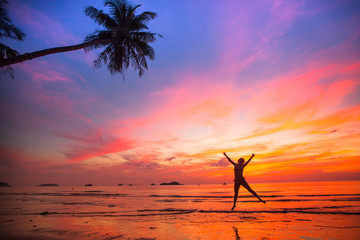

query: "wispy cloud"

left=9, top=1, right=81, bottom=46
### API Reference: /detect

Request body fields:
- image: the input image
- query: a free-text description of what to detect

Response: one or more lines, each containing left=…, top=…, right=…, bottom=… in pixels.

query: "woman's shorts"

left=234, top=177, right=246, bottom=184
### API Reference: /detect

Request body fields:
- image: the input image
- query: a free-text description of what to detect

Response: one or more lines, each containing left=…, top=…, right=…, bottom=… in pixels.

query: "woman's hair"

left=238, top=158, right=244, bottom=164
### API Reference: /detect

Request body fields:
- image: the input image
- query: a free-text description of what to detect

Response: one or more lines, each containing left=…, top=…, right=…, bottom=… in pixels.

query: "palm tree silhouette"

left=0, top=0, right=161, bottom=77
left=0, top=0, right=25, bottom=78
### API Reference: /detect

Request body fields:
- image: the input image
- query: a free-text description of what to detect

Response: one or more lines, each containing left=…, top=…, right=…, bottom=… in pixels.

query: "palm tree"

left=0, top=0, right=25, bottom=78
left=0, top=0, right=161, bottom=77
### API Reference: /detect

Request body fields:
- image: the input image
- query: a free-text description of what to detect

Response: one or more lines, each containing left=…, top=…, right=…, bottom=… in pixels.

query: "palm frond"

left=0, top=37, right=17, bottom=78
left=105, top=0, right=126, bottom=24
left=129, top=48, right=145, bottom=77
left=0, top=65, right=14, bottom=78
left=126, top=4, right=141, bottom=26
left=0, top=22, right=25, bottom=40
left=84, top=6, right=117, bottom=30
left=84, top=30, right=112, bottom=52
left=131, top=11, right=157, bottom=31
left=133, top=39, right=155, bottom=60
left=0, top=0, right=9, bottom=20
left=93, top=44, right=113, bottom=69
left=0, top=0, right=25, bottom=40
left=0, top=42, right=19, bottom=58
left=131, top=31, right=161, bottom=43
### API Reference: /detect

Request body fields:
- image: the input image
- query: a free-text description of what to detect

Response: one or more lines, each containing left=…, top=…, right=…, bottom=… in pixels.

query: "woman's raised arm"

left=243, top=153, right=255, bottom=167
left=223, top=152, right=236, bottom=165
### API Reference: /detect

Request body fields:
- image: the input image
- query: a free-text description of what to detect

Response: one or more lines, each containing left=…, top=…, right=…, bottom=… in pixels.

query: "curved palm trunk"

left=0, top=39, right=112, bottom=67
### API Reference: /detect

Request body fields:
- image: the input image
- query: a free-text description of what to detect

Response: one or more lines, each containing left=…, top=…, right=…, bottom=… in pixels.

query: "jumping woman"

left=223, top=152, right=266, bottom=211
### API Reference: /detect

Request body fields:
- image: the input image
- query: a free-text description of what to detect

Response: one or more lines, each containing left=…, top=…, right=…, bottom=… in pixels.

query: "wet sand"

left=0, top=181, right=359, bottom=239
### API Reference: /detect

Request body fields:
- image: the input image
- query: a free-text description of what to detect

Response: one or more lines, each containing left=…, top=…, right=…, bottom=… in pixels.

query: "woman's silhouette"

left=223, top=152, right=265, bottom=211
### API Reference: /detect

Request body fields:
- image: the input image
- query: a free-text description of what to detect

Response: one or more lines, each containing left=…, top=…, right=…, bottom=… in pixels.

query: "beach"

left=0, top=181, right=359, bottom=240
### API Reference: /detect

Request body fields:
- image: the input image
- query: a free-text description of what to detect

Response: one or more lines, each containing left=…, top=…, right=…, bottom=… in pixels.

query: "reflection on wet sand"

left=0, top=181, right=359, bottom=239
left=233, top=226, right=241, bottom=240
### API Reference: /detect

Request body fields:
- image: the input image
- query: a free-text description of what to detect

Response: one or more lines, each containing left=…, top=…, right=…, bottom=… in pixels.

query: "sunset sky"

left=1, top=0, right=359, bottom=186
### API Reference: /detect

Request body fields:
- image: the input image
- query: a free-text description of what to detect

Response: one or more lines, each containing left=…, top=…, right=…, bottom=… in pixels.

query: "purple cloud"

left=210, top=158, right=230, bottom=167
left=165, top=156, right=176, bottom=161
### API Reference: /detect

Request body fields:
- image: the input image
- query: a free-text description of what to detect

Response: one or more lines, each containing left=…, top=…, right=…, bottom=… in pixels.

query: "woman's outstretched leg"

left=242, top=181, right=266, bottom=204
left=232, top=181, right=241, bottom=211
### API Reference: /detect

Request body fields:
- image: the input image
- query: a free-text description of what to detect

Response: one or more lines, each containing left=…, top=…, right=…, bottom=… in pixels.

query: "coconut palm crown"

left=84, top=0, right=161, bottom=76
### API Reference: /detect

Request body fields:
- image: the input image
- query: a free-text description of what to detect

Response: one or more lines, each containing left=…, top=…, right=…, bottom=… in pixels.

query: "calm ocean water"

left=0, top=181, right=359, bottom=239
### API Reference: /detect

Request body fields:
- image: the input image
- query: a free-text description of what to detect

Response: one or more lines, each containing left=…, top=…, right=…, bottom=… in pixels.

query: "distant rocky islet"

left=0, top=182, right=10, bottom=187
left=37, top=184, right=59, bottom=187
left=160, top=181, right=183, bottom=185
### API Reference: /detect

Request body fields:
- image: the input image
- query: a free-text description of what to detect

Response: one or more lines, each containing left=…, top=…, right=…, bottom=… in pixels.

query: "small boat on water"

left=222, top=177, right=227, bottom=185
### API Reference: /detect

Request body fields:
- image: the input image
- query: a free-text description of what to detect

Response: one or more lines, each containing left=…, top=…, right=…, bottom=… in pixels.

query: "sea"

left=0, top=181, right=359, bottom=240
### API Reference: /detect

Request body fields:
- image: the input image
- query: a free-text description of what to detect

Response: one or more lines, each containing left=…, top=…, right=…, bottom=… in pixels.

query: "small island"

left=85, top=184, right=93, bottom=186
left=37, top=184, right=58, bottom=187
left=160, top=181, right=183, bottom=185
left=151, top=183, right=156, bottom=186
left=118, top=183, right=123, bottom=186
left=0, top=182, right=10, bottom=187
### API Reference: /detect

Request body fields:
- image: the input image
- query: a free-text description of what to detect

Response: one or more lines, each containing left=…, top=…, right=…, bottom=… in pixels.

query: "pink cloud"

left=18, top=61, right=74, bottom=83
left=10, top=2, right=81, bottom=46
left=264, top=0, right=304, bottom=41
left=216, top=0, right=305, bottom=74
left=62, top=137, right=135, bottom=163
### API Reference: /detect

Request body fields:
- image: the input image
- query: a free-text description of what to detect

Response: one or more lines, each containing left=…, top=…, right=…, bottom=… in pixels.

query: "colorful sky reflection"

left=1, top=0, right=359, bottom=186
